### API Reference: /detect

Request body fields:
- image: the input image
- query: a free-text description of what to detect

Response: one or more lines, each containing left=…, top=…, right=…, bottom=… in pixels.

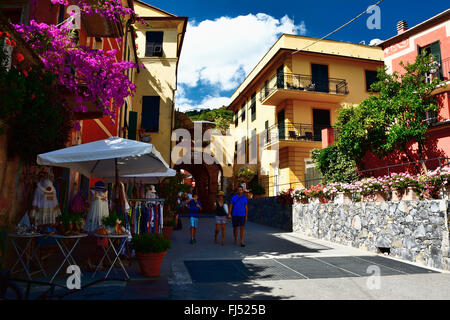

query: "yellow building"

left=119, top=0, right=187, bottom=165
left=228, top=34, right=384, bottom=196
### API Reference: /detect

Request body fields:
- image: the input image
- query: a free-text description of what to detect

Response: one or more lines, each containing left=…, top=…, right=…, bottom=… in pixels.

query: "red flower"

left=31, top=94, right=36, bottom=100
left=16, top=53, right=25, bottom=63
left=10, top=40, right=16, bottom=47
left=5, top=32, right=10, bottom=38
left=23, top=70, right=28, bottom=77
left=0, top=32, right=3, bottom=37
left=5, top=39, right=11, bottom=46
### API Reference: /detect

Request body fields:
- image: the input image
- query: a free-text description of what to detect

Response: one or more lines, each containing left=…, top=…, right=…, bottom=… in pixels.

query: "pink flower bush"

left=291, top=166, right=450, bottom=203
left=13, top=20, right=140, bottom=123
left=50, top=0, right=142, bottom=24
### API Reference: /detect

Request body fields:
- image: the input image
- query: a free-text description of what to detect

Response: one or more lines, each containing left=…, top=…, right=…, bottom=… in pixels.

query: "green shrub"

left=131, top=233, right=171, bottom=253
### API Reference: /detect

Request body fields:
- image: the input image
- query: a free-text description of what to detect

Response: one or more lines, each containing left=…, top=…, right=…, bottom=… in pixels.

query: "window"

left=250, top=93, right=256, bottom=122
left=241, top=102, right=246, bottom=122
left=265, top=120, right=269, bottom=143
left=419, top=41, right=443, bottom=80
left=141, top=96, right=160, bottom=132
left=234, top=110, right=239, bottom=127
left=365, top=70, right=379, bottom=92
left=145, top=31, right=164, bottom=57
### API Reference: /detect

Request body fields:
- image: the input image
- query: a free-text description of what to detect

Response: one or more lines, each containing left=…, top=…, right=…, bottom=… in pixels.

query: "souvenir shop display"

left=84, top=181, right=109, bottom=233
left=126, top=198, right=165, bottom=236
left=30, top=179, right=62, bottom=226
left=15, top=213, right=39, bottom=235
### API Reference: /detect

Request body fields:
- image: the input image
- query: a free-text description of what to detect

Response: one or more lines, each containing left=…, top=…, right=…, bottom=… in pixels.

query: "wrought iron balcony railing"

left=263, top=123, right=331, bottom=146
left=260, top=72, right=349, bottom=102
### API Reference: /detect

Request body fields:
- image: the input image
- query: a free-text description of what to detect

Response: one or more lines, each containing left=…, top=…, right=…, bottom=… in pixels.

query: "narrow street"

left=163, top=217, right=450, bottom=300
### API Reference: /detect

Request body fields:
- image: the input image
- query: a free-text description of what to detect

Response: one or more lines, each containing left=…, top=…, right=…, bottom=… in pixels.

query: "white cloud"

left=177, top=13, right=306, bottom=99
left=175, top=93, right=231, bottom=112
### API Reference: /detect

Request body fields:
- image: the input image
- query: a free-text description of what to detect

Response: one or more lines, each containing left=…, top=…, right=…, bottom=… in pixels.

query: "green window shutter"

left=142, top=96, right=160, bottom=132
left=128, top=111, right=137, bottom=140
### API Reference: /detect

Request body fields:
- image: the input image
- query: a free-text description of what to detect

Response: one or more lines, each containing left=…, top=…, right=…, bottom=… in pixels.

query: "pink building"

left=323, top=9, right=450, bottom=175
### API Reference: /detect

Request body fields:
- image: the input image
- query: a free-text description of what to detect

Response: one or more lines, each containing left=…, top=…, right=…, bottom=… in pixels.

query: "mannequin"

left=30, top=179, right=61, bottom=226
left=145, top=185, right=158, bottom=199
left=84, top=181, right=109, bottom=232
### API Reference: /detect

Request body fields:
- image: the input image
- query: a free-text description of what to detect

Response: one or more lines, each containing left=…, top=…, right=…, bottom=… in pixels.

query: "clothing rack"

left=126, top=198, right=165, bottom=236
left=128, top=198, right=165, bottom=202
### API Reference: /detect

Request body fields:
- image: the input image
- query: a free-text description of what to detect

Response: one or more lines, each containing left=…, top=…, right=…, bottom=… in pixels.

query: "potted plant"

left=277, top=189, right=294, bottom=206
left=292, top=188, right=308, bottom=204
left=306, top=185, right=327, bottom=204
left=162, top=219, right=176, bottom=239
left=102, top=213, right=122, bottom=234
left=390, top=173, right=419, bottom=201
left=130, top=233, right=171, bottom=277
left=359, top=177, right=388, bottom=202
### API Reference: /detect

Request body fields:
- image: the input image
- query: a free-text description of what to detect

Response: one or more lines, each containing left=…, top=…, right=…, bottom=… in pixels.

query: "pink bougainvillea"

left=13, top=20, right=140, bottom=123
left=49, top=0, right=145, bottom=24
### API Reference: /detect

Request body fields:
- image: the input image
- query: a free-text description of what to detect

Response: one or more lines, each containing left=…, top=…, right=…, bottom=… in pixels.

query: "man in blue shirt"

left=186, top=194, right=202, bottom=244
left=228, top=185, right=248, bottom=247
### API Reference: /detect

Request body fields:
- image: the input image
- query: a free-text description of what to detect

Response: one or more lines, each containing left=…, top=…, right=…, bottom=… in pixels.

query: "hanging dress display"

left=30, top=179, right=62, bottom=226
left=84, top=182, right=109, bottom=232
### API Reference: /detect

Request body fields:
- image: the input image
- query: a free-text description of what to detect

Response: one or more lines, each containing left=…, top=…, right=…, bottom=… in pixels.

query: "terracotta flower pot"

left=162, top=226, right=174, bottom=239
left=334, top=192, right=352, bottom=204
left=135, top=251, right=167, bottom=277
left=392, top=188, right=419, bottom=201
left=362, top=191, right=387, bottom=202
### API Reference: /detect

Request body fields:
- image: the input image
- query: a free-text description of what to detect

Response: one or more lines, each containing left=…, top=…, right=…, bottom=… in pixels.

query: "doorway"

left=313, top=109, right=330, bottom=141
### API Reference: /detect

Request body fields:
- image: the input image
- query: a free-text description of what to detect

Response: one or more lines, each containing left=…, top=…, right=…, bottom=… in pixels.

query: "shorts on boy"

left=190, top=217, right=199, bottom=229
left=215, top=216, right=227, bottom=225
left=232, top=216, right=246, bottom=228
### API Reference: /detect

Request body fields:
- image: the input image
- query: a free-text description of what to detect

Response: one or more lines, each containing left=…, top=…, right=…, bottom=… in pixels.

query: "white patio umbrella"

left=37, top=137, right=170, bottom=178
left=104, top=168, right=177, bottom=184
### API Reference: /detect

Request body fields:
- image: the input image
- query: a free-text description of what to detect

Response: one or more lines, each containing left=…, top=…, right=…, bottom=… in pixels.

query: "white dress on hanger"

left=30, top=180, right=61, bottom=226
left=84, top=189, right=109, bottom=232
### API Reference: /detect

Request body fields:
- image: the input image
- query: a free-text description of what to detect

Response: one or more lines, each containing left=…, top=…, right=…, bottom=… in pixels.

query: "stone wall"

left=293, top=200, right=450, bottom=270
left=248, top=197, right=292, bottom=231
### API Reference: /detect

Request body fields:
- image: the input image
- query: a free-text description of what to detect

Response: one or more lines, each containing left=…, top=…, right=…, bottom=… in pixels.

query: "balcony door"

left=313, top=109, right=330, bottom=141
left=311, top=64, right=329, bottom=93
left=277, top=109, right=285, bottom=141
left=276, top=65, right=284, bottom=89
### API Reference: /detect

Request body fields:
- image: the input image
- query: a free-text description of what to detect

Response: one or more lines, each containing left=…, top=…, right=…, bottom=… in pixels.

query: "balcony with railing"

left=259, top=72, right=349, bottom=105
left=263, top=123, right=331, bottom=147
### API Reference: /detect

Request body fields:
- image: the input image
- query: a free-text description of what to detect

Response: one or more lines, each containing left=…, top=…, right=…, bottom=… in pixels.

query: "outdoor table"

left=8, top=233, right=47, bottom=280
left=49, top=233, right=88, bottom=283
left=92, top=234, right=130, bottom=281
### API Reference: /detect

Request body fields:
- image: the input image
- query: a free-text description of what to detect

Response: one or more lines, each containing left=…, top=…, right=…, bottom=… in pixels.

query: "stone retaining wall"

left=293, top=200, right=450, bottom=270
left=248, top=197, right=292, bottom=231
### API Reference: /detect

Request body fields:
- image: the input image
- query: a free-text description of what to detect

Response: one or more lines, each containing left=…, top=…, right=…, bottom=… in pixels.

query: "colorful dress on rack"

left=84, top=189, right=109, bottom=232
left=30, top=179, right=61, bottom=226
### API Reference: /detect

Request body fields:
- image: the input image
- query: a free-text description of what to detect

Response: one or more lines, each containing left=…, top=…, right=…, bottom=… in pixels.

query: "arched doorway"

left=174, top=163, right=222, bottom=213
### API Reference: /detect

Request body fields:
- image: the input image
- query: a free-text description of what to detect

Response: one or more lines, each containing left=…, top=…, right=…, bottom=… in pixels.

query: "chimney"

left=397, top=20, right=408, bottom=34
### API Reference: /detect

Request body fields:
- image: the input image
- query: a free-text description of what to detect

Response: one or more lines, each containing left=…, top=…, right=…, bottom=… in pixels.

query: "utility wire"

left=291, top=0, right=386, bottom=55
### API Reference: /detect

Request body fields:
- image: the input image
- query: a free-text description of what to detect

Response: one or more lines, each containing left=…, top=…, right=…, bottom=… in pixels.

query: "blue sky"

left=142, top=0, right=449, bottom=111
